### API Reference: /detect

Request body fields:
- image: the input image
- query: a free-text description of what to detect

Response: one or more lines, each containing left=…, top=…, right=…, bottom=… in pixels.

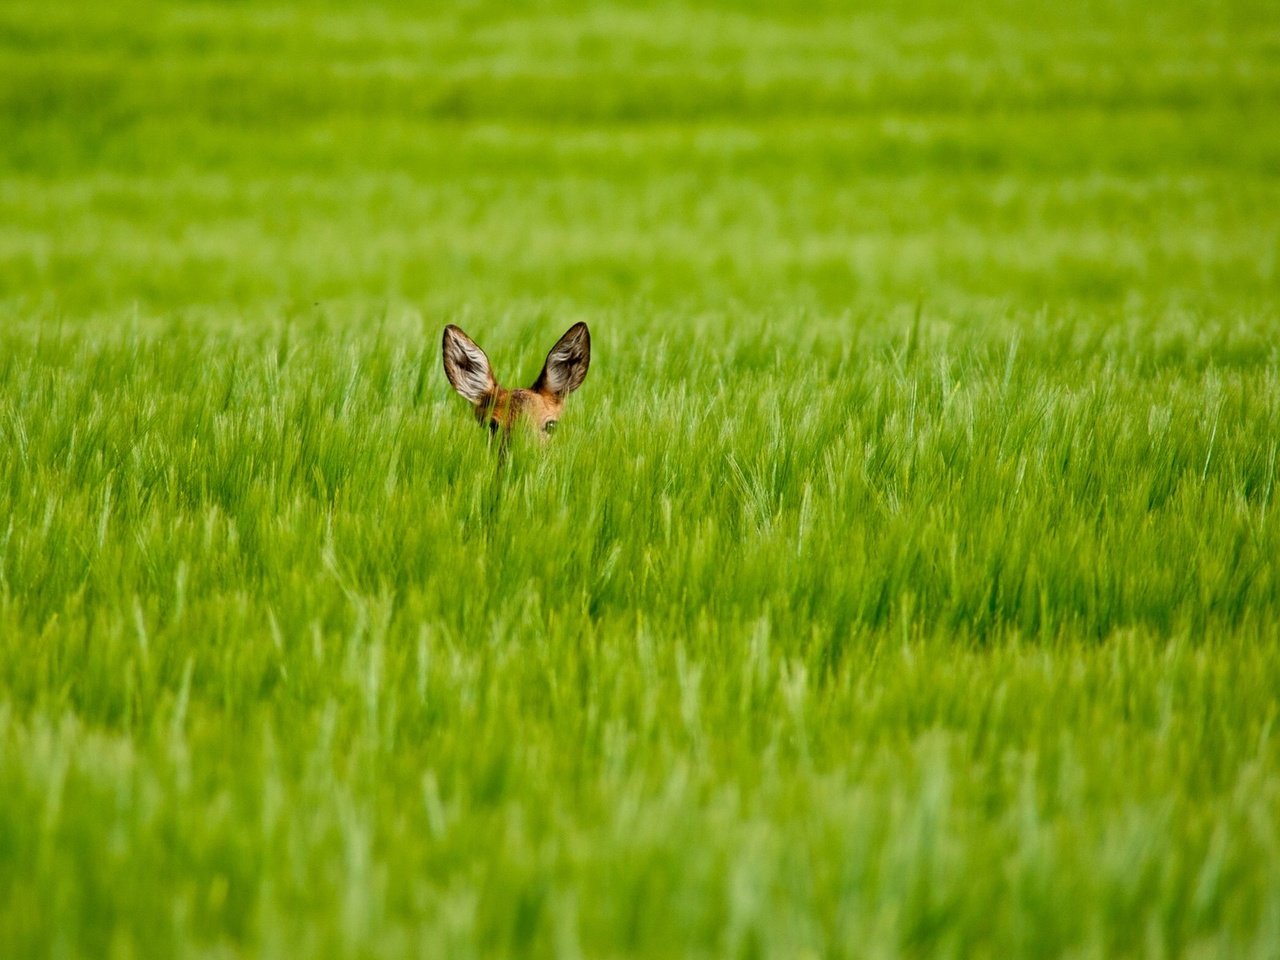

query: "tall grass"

left=2, top=0, right=1279, bottom=956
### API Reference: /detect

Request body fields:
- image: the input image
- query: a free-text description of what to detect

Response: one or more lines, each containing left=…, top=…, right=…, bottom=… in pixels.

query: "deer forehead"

left=478, top=387, right=562, bottom=424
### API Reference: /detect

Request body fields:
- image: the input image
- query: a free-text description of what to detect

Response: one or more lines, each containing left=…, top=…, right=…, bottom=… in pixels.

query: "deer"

left=442, top=322, right=590, bottom=448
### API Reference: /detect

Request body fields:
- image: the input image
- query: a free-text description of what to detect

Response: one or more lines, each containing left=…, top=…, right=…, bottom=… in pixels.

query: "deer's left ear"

left=532, top=322, right=590, bottom=400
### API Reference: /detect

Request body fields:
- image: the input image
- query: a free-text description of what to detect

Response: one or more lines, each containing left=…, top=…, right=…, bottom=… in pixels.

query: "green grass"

left=2, top=1, right=1280, bottom=957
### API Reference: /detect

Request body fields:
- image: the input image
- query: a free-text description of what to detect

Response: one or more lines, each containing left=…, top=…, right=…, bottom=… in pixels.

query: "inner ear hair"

left=533, top=322, right=590, bottom=399
left=442, top=324, right=497, bottom=405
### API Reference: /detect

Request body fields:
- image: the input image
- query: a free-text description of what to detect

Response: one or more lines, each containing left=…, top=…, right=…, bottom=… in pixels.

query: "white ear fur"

left=442, top=325, right=496, bottom=405
left=533, top=322, right=591, bottom=399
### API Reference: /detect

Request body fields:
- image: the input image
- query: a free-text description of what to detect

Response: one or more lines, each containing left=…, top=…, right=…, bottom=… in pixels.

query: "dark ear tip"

left=443, top=324, right=468, bottom=350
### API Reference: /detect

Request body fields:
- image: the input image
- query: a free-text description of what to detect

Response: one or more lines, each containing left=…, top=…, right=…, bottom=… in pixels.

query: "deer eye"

left=543, top=420, right=558, bottom=434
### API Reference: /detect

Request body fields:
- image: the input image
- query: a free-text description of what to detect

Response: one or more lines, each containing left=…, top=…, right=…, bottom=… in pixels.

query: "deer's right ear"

left=442, top=325, right=497, bottom=405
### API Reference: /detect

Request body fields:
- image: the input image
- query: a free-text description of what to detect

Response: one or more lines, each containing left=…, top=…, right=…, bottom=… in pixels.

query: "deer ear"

left=442, top=325, right=497, bottom=405
left=532, top=322, right=590, bottom=399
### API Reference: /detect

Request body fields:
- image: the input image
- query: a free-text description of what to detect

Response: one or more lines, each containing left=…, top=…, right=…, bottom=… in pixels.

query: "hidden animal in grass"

left=442, top=322, right=591, bottom=444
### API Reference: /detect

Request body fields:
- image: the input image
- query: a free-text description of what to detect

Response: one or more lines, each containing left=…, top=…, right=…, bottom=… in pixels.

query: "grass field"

left=3, top=0, right=1280, bottom=957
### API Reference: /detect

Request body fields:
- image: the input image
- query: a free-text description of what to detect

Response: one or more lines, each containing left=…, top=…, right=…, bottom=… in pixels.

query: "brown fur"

left=443, top=323, right=590, bottom=443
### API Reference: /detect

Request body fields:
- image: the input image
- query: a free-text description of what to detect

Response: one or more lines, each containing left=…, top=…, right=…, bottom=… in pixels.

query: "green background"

left=2, top=1, right=1279, bottom=957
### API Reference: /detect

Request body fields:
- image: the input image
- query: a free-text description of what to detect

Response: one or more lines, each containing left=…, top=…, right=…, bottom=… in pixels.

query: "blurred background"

left=2, top=0, right=1277, bottom=331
